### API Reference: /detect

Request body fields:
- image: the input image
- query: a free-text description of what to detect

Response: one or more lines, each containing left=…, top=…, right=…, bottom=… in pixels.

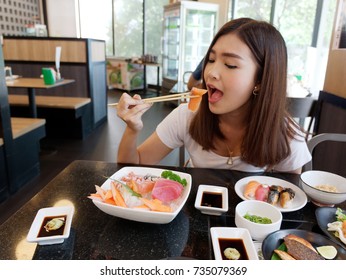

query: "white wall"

left=198, top=0, right=229, bottom=29
left=46, top=0, right=80, bottom=37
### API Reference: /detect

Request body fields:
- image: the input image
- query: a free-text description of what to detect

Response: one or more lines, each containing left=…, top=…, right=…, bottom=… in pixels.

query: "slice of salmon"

left=140, top=198, right=172, bottom=212
left=188, top=87, right=207, bottom=112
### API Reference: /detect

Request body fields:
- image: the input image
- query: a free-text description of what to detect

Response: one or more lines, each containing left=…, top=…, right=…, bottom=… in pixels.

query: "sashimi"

left=188, top=87, right=207, bottom=112
left=151, top=179, right=183, bottom=203
left=130, top=179, right=155, bottom=194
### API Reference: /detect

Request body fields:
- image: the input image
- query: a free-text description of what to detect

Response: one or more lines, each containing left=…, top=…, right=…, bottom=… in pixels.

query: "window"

left=79, top=0, right=113, bottom=55
left=228, top=0, right=337, bottom=97
left=79, top=0, right=168, bottom=85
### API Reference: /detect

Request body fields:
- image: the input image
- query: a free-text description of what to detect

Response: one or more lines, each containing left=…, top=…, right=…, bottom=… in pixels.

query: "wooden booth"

left=2, top=37, right=107, bottom=139
left=1, top=46, right=46, bottom=201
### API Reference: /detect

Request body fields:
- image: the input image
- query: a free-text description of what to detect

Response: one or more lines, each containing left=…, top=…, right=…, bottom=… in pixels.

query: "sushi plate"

left=261, top=229, right=346, bottom=260
left=92, top=166, right=192, bottom=224
left=315, top=207, right=346, bottom=249
left=234, top=176, right=307, bottom=213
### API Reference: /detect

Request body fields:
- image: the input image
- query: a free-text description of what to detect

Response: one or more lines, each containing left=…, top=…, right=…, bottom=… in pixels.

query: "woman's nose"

left=205, top=63, right=220, bottom=80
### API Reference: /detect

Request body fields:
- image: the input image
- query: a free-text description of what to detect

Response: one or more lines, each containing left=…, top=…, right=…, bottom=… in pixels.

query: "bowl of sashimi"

left=88, top=167, right=192, bottom=224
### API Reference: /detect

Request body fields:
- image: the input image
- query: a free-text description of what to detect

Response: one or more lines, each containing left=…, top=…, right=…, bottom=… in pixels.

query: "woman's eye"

left=207, top=59, right=215, bottom=63
left=225, top=64, right=237, bottom=69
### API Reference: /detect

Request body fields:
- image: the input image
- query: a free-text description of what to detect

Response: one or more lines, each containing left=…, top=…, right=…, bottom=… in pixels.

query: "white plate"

left=234, top=176, right=307, bottom=212
left=210, top=227, right=259, bottom=260
left=92, top=167, right=192, bottom=224
left=27, top=206, right=74, bottom=245
left=194, top=185, right=228, bottom=215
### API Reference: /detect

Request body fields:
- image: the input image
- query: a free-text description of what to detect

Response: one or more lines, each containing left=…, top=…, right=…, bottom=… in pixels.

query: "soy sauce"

left=201, top=192, right=223, bottom=208
left=218, top=238, right=249, bottom=260
left=37, top=215, right=67, bottom=238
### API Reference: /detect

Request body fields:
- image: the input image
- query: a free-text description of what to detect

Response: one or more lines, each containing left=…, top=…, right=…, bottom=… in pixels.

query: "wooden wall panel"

left=3, top=39, right=87, bottom=63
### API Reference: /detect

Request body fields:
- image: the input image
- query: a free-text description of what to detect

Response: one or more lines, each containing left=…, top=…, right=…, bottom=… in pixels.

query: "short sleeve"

left=274, top=134, right=312, bottom=172
left=156, top=104, right=192, bottom=149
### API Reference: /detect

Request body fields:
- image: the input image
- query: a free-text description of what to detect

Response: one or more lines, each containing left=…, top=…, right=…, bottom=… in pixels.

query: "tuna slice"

left=151, top=179, right=184, bottom=203
left=255, top=184, right=270, bottom=202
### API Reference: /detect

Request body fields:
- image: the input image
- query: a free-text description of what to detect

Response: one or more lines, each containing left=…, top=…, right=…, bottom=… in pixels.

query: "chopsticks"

left=108, top=91, right=198, bottom=106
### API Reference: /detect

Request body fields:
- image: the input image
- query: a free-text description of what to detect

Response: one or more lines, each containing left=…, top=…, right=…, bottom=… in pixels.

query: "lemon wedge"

left=316, top=245, right=337, bottom=260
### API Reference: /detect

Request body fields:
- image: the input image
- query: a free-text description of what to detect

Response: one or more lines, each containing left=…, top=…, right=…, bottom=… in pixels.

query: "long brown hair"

left=189, top=18, right=298, bottom=168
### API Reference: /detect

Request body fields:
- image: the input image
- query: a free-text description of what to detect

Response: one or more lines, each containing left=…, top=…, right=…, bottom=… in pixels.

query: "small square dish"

left=194, top=185, right=228, bottom=215
left=27, top=206, right=74, bottom=245
left=210, top=227, right=259, bottom=260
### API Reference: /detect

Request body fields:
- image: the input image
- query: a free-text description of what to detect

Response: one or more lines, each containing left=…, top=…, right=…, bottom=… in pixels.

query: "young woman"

left=116, top=18, right=311, bottom=174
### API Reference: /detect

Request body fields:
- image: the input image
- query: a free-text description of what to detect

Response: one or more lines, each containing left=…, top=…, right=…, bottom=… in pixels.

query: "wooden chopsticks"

left=108, top=92, right=198, bottom=106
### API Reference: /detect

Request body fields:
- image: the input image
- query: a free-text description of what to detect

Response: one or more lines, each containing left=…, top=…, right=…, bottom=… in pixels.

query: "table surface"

left=6, top=77, right=75, bottom=89
left=0, top=160, right=344, bottom=260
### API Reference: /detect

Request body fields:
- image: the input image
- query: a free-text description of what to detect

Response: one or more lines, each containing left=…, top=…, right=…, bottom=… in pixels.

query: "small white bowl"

left=235, top=200, right=282, bottom=241
left=210, top=227, right=258, bottom=260
left=194, top=185, right=228, bottom=216
left=27, top=206, right=74, bottom=245
left=300, top=170, right=346, bottom=207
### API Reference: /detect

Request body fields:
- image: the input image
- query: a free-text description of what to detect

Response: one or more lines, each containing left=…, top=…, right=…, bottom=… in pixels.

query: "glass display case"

left=162, top=1, right=219, bottom=91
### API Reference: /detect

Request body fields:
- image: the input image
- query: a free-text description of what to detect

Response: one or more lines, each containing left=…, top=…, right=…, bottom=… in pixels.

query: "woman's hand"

left=116, top=92, right=152, bottom=131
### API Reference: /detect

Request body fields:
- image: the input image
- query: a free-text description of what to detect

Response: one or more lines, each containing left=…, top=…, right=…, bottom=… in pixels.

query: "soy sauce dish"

left=194, top=185, right=228, bottom=215
left=210, top=227, right=259, bottom=260
left=27, top=206, right=74, bottom=245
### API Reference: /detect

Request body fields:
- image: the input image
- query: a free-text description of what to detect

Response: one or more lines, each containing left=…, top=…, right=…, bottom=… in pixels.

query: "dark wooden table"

left=6, top=78, right=75, bottom=117
left=0, top=160, right=342, bottom=260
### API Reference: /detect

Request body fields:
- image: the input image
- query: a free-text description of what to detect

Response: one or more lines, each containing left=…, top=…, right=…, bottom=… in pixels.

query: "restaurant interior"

left=0, top=0, right=346, bottom=261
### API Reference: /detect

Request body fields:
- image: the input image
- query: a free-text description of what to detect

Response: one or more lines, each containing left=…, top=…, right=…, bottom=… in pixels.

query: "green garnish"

left=336, top=207, right=346, bottom=222
left=244, top=212, right=272, bottom=224
left=103, top=176, right=142, bottom=197
left=161, top=170, right=187, bottom=187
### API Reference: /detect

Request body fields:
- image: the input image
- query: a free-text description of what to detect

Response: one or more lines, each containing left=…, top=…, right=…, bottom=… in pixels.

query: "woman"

left=116, top=18, right=311, bottom=174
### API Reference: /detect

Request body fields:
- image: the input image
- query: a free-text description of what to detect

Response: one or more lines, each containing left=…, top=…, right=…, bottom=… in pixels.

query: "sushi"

left=243, top=180, right=261, bottom=199
left=243, top=181, right=295, bottom=209
left=267, top=185, right=283, bottom=205
left=255, top=184, right=270, bottom=201
left=279, top=188, right=295, bottom=208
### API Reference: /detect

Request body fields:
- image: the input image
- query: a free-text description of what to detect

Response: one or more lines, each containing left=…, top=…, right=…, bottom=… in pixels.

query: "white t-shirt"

left=156, top=104, right=312, bottom=172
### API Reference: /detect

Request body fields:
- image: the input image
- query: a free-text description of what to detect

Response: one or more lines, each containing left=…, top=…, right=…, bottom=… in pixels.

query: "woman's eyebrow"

left=210, top=49, right=243, bottom=60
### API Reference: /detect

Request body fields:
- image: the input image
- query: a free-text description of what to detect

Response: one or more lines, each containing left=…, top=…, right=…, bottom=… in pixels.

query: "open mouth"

left=208, top=85, right=223, bottom=103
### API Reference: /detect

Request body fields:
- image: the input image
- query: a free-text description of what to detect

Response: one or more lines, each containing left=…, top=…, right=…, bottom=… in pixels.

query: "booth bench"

left=8, top=95, right=91, bottom=139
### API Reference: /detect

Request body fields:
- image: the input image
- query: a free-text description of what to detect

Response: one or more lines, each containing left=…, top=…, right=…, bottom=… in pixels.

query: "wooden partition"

left=3, top=36, right=107, bottom=129
left=1, top=45, right=46, bottom=201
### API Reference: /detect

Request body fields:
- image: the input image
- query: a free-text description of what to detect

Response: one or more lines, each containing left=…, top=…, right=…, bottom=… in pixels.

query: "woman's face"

left=204, top=32, right=259, bottom=115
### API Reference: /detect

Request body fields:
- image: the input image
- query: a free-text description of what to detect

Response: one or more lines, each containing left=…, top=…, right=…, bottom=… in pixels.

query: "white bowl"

left=194, top=185, right=228, bottom=215
left=92, top=167, right=192, bottom=224
left=300, top=170, right=346, bottom=207
left=27, top=206, right=74, bottom=245
left=235, top=200, right=282, bottom=241
left=210, top=227, right=258, bottom=260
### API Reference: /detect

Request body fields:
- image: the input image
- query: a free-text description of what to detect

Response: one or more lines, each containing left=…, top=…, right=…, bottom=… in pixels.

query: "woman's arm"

left=117, top=129, right=172, bottom=165
left=137, top=132, right=173, bottom=164
left=116, top=92, right=152, bottom=163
